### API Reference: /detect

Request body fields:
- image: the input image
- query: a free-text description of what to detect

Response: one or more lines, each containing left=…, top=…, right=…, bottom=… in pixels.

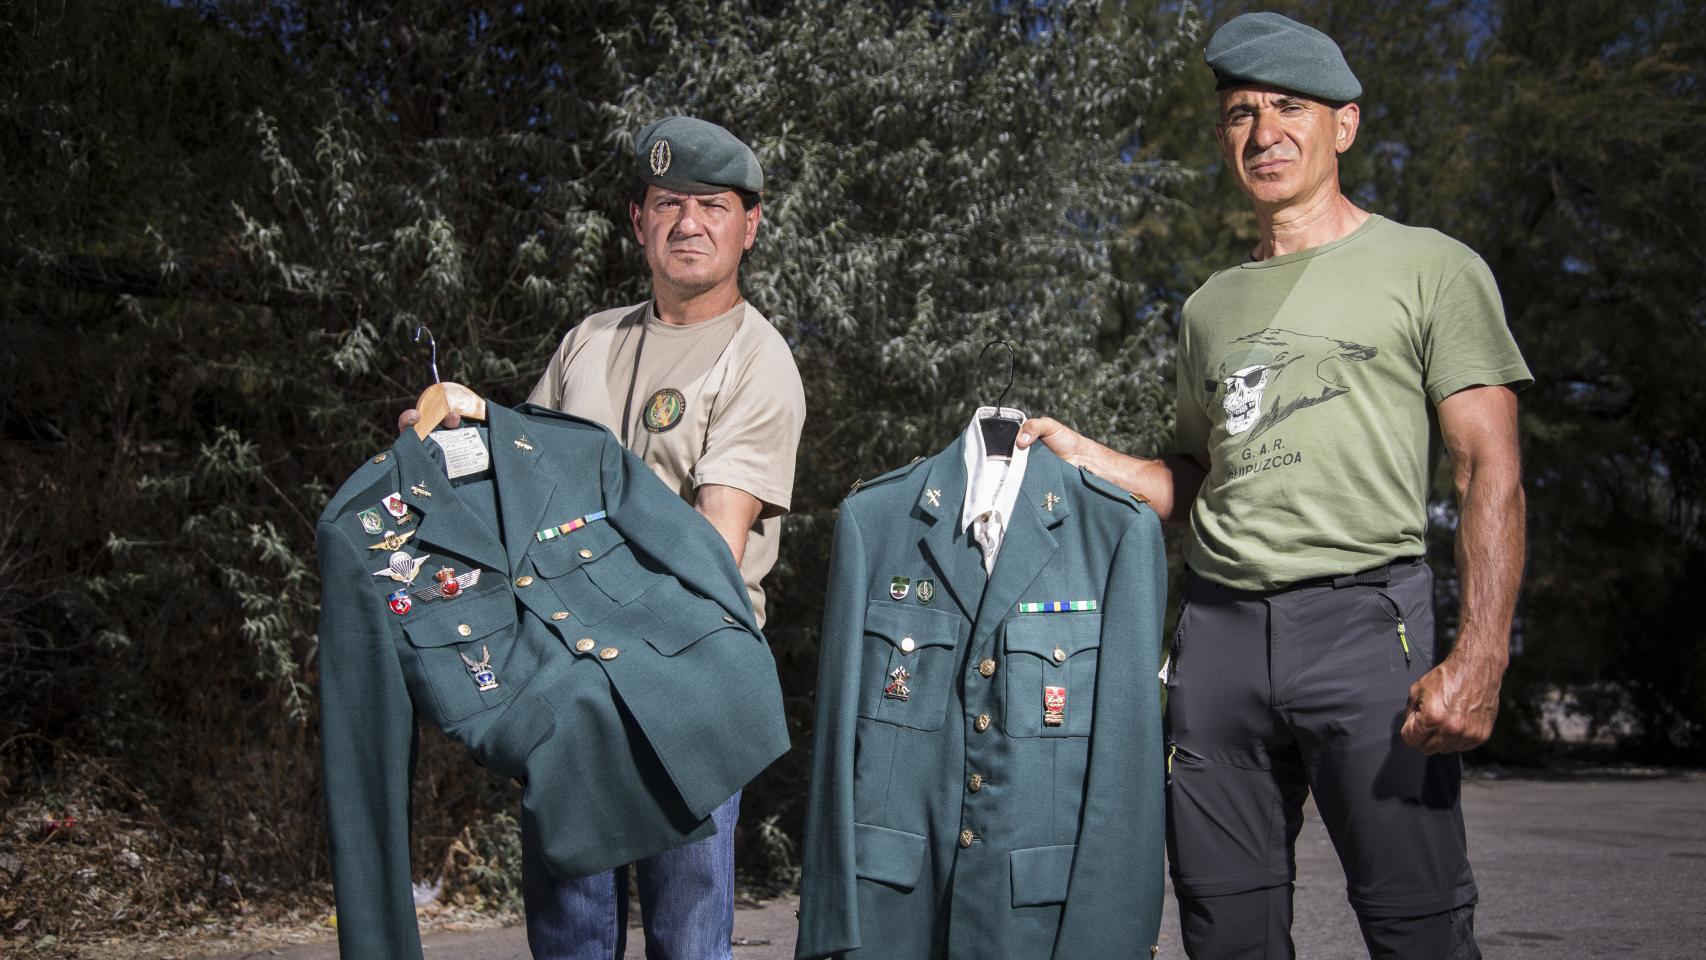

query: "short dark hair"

left=629, top=179, right=761, bottom=211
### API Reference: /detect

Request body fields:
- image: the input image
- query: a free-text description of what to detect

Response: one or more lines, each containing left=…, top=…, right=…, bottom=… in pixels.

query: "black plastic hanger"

left=977, top=338, right=1022, bottom=458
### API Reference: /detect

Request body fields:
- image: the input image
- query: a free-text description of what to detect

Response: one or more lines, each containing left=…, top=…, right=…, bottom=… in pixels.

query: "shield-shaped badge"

left=358, top=508, right=384, bottom=535
left=387, top=588, right=412, bottom=615
left=890, top=576, right=910, bottom=601
left=916, top=579, right=935, bottom=605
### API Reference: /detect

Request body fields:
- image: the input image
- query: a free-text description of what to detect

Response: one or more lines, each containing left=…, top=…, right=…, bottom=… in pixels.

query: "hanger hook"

left=978, top=338, right=1016, bottom=410
left=414, top=324, right=440, bottom=384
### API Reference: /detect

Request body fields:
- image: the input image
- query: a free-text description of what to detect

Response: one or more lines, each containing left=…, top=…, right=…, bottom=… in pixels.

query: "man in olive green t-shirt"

left=1023, top=13, right=1526, bottom=959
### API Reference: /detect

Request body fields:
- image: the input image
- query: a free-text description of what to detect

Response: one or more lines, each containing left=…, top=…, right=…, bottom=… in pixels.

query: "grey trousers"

left=1165, top=559, right=1480, bottom=960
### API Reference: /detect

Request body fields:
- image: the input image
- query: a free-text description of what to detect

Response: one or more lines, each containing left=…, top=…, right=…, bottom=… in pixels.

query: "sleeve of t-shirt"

left=526, top=328, right=578, bottom=409
left=1172, top=303, right=1213, bottom=464
left=690, top=329, right=806, bottom=518
left=1422, top=256, right=1534, bottom=405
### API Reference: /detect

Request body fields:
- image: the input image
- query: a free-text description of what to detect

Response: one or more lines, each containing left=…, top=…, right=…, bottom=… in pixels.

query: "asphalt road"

left=190, top=770, right=1705, bottom=960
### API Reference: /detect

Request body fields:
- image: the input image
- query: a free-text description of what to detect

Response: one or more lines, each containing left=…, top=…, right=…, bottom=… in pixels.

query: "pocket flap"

left=1010, top=843, right=1076, bottom=907
left=642, top=593, right=751, bottom=657
left=863, top=601, right=961, bottom=654
left=401, top=588, right=516, bottom=648
left=854, top=823, right=927, bottom=890
left=1004, top=613, right=1102, bottom=662
left=529, top=521, right=623, bottom=579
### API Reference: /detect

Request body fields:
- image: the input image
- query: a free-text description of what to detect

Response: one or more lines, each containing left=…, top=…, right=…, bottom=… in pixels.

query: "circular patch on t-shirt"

left=643, top=388, right=687, bottom=433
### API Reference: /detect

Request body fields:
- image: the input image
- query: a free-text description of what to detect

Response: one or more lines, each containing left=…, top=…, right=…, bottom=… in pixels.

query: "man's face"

left=630, top=187, right=760, bottom=298
left=1215, top=85, right=1358, bottom=210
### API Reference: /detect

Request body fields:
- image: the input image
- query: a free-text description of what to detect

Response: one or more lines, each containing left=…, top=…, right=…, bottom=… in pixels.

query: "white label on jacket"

left=430, top=427, right=490, bottom=479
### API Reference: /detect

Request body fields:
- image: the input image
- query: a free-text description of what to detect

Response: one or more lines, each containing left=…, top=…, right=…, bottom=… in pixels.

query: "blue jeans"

left=522, top=791, right=739, bottom=960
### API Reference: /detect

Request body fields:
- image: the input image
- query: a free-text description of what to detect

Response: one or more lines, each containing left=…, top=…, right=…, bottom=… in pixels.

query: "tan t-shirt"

left=528, top=300, right=806, bottom=625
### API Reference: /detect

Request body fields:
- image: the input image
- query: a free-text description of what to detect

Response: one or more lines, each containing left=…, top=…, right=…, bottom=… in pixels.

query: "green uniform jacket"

left=796, top=439, right=1167, bottom=959
left=315, top=402, right=788, bottom=959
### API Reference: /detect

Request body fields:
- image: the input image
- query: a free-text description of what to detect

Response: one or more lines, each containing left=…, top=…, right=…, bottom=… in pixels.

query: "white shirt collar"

left=960, top=405, right=1030, bottom=534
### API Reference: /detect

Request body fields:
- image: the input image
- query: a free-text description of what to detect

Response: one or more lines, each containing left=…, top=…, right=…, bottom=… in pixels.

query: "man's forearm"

left=1451, top=459, right=1525, bottom=668
left=1075, top=443, right=1205, bottom=525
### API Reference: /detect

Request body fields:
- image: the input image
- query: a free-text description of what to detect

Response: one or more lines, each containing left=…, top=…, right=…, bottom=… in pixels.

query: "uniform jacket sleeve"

left=597, top=427, right=756, bottom=629
left=795, top=502, right=869, bottom=959
left=315, top=517, right=424, bottom=960
left=1052, top=509, right=1168, bottom=957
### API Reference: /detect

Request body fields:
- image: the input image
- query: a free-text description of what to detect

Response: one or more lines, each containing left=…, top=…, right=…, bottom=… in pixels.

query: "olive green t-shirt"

left=1175, top=215, right=1532, bottom=591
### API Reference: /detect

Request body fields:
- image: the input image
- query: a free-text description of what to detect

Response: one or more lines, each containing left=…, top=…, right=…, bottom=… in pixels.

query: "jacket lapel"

left=971, top=450, right=1063, bottom=648
left=393, top=430, right=508, bottom=576
left=488, top=404, right=559, bottom=574
left=916, top=437, right=985, bottom=621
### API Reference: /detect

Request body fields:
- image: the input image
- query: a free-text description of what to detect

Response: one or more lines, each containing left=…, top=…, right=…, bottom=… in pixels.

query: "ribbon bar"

left=535, top=510, right=608, bottom=542
left=1018, top=600, right=1098, bottom=614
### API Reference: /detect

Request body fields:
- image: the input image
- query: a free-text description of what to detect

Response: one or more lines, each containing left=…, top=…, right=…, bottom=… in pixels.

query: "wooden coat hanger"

left=411, top=325, right=487, bottom=440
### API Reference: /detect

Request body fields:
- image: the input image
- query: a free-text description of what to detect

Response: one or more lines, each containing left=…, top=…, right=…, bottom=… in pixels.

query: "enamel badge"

left=367, top=529, right=416, bottom=552
left=357, top=508, right=384, bottom=535
left=890, top=577, right=910, bottom=601
left=382, top=492, right=411, bottom=521
left=1044, top=685, right=1066, bottom=727
left=372, top=551, right=426, bottom=584
left=916, top=580, right=936, bottom=605
left=460, top=644, right=499, bottom=692
left=387, top=588, right=412, bottom=615
left=412, top=567, right=481, bottom=603
left=885, top=666, right=911, bottom=702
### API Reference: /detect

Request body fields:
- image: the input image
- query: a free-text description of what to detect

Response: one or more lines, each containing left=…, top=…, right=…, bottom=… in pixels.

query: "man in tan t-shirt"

left=401, top=116, right=804, bottom=960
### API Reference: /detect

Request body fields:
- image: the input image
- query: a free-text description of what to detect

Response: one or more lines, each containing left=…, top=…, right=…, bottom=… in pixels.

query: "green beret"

left=1205, top=12, right=1361, bottom=102
left=633, top=116, right=763, bottom=196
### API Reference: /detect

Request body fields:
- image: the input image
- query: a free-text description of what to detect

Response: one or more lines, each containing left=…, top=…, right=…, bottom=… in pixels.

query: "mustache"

left=1244, top=148, right=1297, bottom=169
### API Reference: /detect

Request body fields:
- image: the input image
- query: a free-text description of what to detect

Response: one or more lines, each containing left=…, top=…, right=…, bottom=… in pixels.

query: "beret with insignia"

left=1205, top=11, right=1362, bottom=102
left=634, top=116, right=764, bottom=196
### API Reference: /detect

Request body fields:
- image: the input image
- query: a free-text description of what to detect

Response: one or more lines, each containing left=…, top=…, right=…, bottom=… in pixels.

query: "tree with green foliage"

left=1, top=0, right=1189, bottom=940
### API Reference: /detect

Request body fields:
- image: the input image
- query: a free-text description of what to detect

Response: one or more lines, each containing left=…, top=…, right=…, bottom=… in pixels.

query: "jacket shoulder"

left=514, top=403, right=619, bottom=438
left=1077, top=466, right=1153, bottom=518
left=844, top=455, right=926, bottom=501
left=319, top=452, right=399, bottom=526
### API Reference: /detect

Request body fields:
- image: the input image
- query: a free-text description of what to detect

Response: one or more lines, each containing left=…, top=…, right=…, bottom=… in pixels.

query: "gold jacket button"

left=575, top=638, right=595, bottom=653
left=968, top=773, right=984, bottom=792
left=515, top=575, right=534, bottom=587
left=958, top=828, right=974, bottom=848
left=578, top=548, right=594, bottom=559
left=372, top=453, right=388, bottom=464
left=552, top=611, right=570, bottom=621
left=1052, top=646, right=1067, bottom=663
left=978, top=658, right=996, bottom=678
left=974, top=714, right=991, bottom=732
left=457, top=624, right=472, bottom=637
left=599, top=646, right=619, bottom=661
left=900, top=635, right=916, bottom=653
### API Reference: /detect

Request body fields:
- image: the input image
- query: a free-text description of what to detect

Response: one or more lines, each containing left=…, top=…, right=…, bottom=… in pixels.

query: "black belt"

left=1291, top=556, right=1424, bottom=590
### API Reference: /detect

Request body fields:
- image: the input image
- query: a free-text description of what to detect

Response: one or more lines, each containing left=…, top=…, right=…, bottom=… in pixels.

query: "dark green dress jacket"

left=796, top=439, right=1167, bottom=960
left=315, top=402, right=788, bottom=959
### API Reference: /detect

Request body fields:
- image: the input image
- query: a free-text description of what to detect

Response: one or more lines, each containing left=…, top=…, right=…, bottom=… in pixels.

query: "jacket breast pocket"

left=528, top=521, right=655, bottom=626
left=857, top=601, right=963, bottom=732
left=1003, top=613, right=1102, bottom=738
left=400, top=588, right=527, bottom=722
